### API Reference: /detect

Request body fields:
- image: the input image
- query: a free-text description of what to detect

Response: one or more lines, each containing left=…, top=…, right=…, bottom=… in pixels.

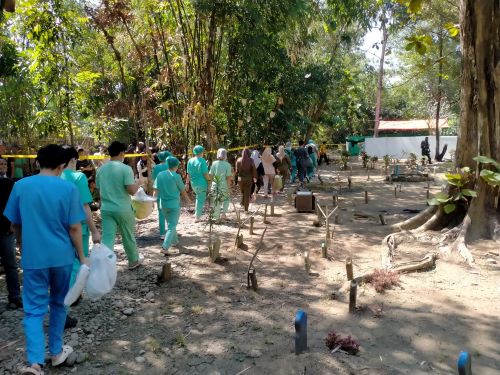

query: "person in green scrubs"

left=96, top=141, right=142, bottom=269
left=186, top=145, right=209, bottom=222
left=61, top=146, right=101, bottom=285
left=152, top=151, right=172, bottom=239
left=153, top=157, right=191, bottom=255
left=10, top=145, right=26, bottom=181
left=209, top=148, right=233, bottom=221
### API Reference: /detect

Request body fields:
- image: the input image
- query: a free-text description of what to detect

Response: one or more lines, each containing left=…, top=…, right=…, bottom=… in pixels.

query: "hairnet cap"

left=217, top=148, right=227, bottom=160
left=158, top=151, right=172, bottom=162
left=193, top=145, right=204, bottom=155
left=167, top=156, right=180, bottom=168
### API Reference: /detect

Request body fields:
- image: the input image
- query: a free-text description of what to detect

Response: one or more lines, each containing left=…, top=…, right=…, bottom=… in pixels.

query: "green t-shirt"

left=153, top=163, right=169, bottom=181
left=61, top=169, right=92, bottom=232
left=187, top=156, right=208, bottom=188
left=153, top=170, right=185, bottom=209
left=96, top=161, right=135, bottom=213
left=209, top=160, right=232, bottom=191
left=14, top=158, right=26, bottom=178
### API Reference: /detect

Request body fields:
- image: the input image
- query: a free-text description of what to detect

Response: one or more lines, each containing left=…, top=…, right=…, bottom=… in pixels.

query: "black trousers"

left=318, top=153, right=329, bottom=165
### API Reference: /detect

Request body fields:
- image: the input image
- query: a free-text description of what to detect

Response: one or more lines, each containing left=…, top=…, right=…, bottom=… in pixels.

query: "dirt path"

left=1, top=160, right=499, bottom=374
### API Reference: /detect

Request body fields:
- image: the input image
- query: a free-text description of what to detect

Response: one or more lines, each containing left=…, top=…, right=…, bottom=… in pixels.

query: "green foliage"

left=427, top=168, right=476, bottom=214
left=474, top=156, right=500, bottom=187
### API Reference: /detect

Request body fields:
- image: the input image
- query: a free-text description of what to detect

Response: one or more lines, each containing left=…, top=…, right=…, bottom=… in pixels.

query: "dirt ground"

left=1, top=158, right=500, bottom=375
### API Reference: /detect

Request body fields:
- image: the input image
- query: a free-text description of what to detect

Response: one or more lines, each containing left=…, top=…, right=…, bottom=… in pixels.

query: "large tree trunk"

left=434, top=31, right=443, bottom=161
left=456, top=0, right=500, bottom=241
left=373, top=15, right=388, bottom=138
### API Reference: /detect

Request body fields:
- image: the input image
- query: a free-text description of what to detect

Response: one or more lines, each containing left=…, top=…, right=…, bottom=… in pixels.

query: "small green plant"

left=340, top=150, right=349, bottom=170
left=474, top=156, right=500, bottom=187
left=427, top=167, right=476, bottom=214
left=361, top=151, right=369, bottom=168
left=383, top=155, right=391, bottom=175
left=175, top=333, right=187, bottom=348
left=407, top=152, right=417, bottom=169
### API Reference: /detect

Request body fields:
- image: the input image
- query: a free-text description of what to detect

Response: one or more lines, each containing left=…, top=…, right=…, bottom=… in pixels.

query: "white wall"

left=364, top=136, right=457, bottom=160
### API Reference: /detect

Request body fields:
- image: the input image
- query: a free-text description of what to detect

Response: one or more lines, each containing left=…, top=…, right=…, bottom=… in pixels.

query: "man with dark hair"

left=96, top=141, right=142, bottom=269
left=0, top=157, right=22, bottom=309
left=76, top=147, right=95, bottom=179
left=294, top=140, right=310, bottom=185
left=61, top=146, right=101, bottom=326
left=4, top=144, right=87, bottom=373
left=421, top=137, right=432, bottom=164
left=318, top=141, right=329, bottom=166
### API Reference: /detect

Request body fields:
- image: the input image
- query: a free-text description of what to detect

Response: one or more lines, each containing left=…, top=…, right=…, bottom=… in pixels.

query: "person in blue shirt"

left=4, top=144, right=87, bottom=375
left=152, top=151, right=172, bottom=239
left=186, top=145, right=209, bottom=222
left=153, top=157, right=191, bottom=255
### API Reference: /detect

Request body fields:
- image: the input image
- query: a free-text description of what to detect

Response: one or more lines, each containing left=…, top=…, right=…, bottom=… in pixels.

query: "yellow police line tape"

left=0, top=143, right=345, bottom=160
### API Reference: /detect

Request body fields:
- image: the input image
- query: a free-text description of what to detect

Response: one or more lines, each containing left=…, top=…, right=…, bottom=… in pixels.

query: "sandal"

left=19, top=366, right=44, bottom=375
left=51, top=345, right=73, bottom=366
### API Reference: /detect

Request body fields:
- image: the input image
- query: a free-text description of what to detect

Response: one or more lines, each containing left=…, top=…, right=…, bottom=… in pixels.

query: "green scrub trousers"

left=158, top=199, right=166, bottom=236
left=211, top=187, right=230, bottom=220
left=161, top=207, right=180, bottom=250
left=193, top=185, right=207, bottom=218
left=101, top=210, right=139, bottom=266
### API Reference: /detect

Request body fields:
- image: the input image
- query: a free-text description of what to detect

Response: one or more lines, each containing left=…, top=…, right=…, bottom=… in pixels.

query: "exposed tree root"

left=488, top=210, right=500, bottom=243
left=442, top=214, right=474, bottom=265
left=389, top=205, right=437, bottom=231
left=414, top=206, right=446, bottom=232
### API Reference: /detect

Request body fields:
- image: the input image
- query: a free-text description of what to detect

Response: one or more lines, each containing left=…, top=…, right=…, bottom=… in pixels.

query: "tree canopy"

left=0, top=0, right=460, bottom=151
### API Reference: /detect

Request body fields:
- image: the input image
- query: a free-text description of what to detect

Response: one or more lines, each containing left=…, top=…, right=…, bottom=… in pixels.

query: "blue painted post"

left=294, top=310, right=307, bottom=354
left=395, top=164, right=400, bottom=176
left=457, top=351, right=472, bottom=375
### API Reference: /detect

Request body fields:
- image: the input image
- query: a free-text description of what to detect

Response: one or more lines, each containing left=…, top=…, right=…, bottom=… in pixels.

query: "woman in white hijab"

left=250, top=149, right=264, bottom=199
left=261, top=147, right=276, bottom=200
left=276, top=145, right=291, bottom=191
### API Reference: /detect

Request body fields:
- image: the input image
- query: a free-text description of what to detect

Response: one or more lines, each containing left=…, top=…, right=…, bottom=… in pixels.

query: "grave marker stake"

left=379, top=214, right=386, bottom=225
left=249, top=216, right=254, bottom=235
left=457, top=351, right=472, bottom=375
left=349, top=280, right=357, bottom=313
left=321, top=242, right=327, bottom=258
left=294, top=310, right=308, bottom=355
left=364, top=190, right=368, bottom=204
left=345, top=257, right=353, bottom=281
left=263, top=204, right=268, bottom=223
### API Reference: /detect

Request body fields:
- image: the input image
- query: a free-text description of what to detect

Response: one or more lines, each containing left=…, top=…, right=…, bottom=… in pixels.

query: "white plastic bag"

left=131, top=187, right=156, bottom=219
left=64, top=264, right=90, bottom=307
left=86, top=244, right=117, bottom=300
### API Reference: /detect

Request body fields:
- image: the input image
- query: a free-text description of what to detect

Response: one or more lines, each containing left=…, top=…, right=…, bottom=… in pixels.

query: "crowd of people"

left=0, top=138, right=329, bottom=374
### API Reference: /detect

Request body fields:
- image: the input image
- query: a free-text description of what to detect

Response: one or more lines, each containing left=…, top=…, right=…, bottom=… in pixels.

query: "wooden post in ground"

left=332, top=195, right=337, bottom=207
left=248, top=268, right=258, bottom=291
left=304, top=251, right=311, bottom=274
left=379, top=214, right=386, bottom=225
left=364, top=190, right=368, bottom=204
left=321, top=242, right=327, bottom=258
left=348, top=177, right=352, bottom=190
left=399, top=184, right=402, bottom=192
left=249, top=216, right=254, bottom=235
left=159, top=262, right=172, bottom=282
left=394, top=186, right=397, bottom=198
left=345, top=257, right=353, bottom=280
left=247, top=227, right=267, bottom=290
left=270, top=202, right=275, bottom=216
left=325, top=205, right=330, bottom=243
left=349, top=280, right=357, bottom=313
left=263, top=204, right=268, bottom=223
